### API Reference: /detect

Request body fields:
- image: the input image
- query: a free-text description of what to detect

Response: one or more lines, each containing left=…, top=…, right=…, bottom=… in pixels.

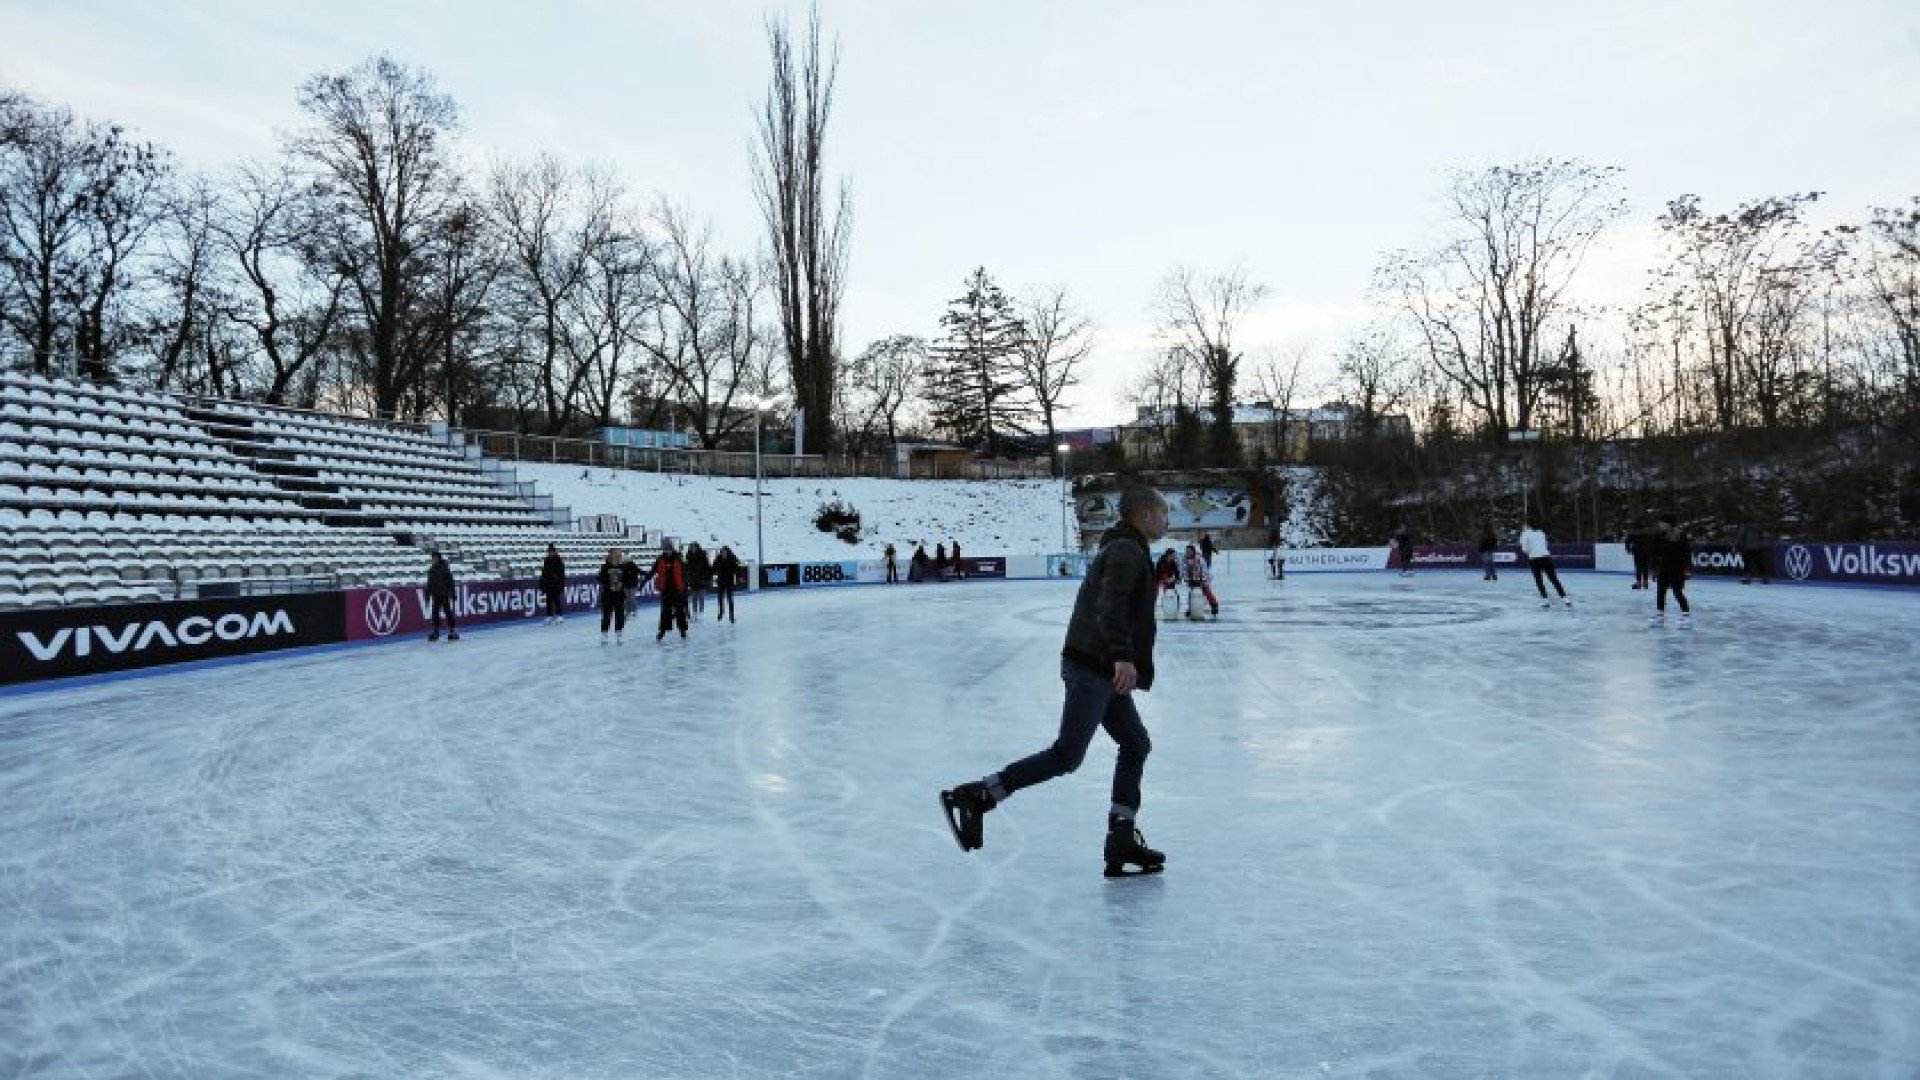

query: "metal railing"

left=444, top=427, right=1054, bottom=481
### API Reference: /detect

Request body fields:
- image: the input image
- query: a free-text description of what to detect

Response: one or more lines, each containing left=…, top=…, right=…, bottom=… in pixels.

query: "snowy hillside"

left=516, top=464, right=1071, bottom=561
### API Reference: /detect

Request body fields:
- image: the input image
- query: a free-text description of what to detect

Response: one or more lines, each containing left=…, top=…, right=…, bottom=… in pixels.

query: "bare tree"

left=1381, top=159, right=1625, bottom=441
left=1245, top=346, right=1309, bottom=463
left=1850, top=199, right=1920, bottom=420
left=0, top=95, right=168, bottom=378
left=1014, top=287, right=1093, bottom=471
left=1654, top=192, right=1826, bottom=430
left=838, top=333, right=927, bottom=462
left=754, top=5, right=849, bottom=453
left=635, top=200, right=765, bottom=449
left=570, top=221, right=656, bottom=427
left=1154, top=264, right=1267, bottom=465
left=210, top=163, right=350, bottom=403
left=289, top=56, right=462, bottom=417
left=487, top=155, right=616, bottom=432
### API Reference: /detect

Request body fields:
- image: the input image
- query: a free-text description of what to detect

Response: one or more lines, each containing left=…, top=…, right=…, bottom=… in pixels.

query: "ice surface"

left=3, top=571, right=1918, bottom=1079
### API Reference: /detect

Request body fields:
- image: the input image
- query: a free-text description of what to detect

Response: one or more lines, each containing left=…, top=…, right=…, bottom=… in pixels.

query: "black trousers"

left=1529, top=557, right=1565, bottom=598
left=600, top=593, right=627, bottom=633
left=1656, top=574, right=1690, bottom=613
left=658, top=593, right=688, bottom=638
left=543, top=586, right=563, bottom=617
left=1632, top=553, right=1652, bottom=585
left=716, top=585, right=735, bottom=620
left=430, top=596, right=456, bottom=632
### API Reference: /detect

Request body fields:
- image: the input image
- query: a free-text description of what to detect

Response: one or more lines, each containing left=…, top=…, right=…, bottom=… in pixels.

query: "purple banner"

left=1404, top=543, right=1594, bottom=570
left=344, top=574, right=608, bottom=641
left=1774, top=541, right=1920, bottom=586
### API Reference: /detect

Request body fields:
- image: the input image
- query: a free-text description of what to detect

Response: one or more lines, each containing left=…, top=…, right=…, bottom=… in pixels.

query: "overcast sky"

left=4, top=0, right=1917, bottom=426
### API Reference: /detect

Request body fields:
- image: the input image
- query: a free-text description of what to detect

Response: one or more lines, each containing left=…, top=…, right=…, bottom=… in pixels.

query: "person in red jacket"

left=644, top=540, right=691, bottom=642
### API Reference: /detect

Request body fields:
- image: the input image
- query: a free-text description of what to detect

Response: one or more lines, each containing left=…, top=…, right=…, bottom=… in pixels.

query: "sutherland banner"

left=1, top=592, right=345, bottom=684
left=1277, top=547, right=1393, bottom=572
left=343, top=575, right=603, bottom=642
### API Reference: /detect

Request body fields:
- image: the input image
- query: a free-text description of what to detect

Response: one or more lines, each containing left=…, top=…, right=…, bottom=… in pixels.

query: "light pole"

left=754, top=400, right=766, bottom=576
left=1057, top=442, right=1072, bottom=551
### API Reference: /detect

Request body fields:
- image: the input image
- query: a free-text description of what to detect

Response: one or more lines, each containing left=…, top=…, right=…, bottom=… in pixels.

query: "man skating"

left=940, top=484, right=1170, bottom=878
left=1519, top=521, right=1571, bottom=608
left=426, top=551, right=459, bottom=642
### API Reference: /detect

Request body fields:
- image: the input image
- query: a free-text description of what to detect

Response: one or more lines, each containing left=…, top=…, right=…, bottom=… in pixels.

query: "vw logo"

left=364, top=588, right=404, bottom=636
left=1784, top=544, right=1813, bottom=581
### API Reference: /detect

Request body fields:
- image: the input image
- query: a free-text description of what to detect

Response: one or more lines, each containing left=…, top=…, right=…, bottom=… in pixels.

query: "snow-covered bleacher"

left=0, top=371, right=582, bottom=610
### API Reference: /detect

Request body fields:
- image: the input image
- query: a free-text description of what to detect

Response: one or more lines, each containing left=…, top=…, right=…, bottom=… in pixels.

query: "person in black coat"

left=685, top=542, right=712, bottom=617
left=934, top=542, right=949, bottom=581
left=909, top=543, right=929, bottom=583
left=884, top=542, right=898, bottom=584
left=951, top=539, right=965, bottom=580
left=1650, top=516, right=1694, bottom=626
left=1477, top=524, right=1500, bottom=582
left=539, top=544, right=566, bottom=624
left=597, top=548, right=640, bottom=644
left=712, top=545, right=741, bottom=623
left=1626, top=519, right=1658, bottom=590
left=426, top=551, right=459, bottom=642
left=941, top=483, right=1171, bottom=877
left=643, top=540, right=690, bottom=642
left=1198, top=532, right=1216, bottom=569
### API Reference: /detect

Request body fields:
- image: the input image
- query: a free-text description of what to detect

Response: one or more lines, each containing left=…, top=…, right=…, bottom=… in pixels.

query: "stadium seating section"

left=1, top=372, right=622, bottom=610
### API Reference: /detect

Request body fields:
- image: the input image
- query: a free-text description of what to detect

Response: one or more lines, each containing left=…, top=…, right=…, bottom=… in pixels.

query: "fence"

left=450, top=428, right=1053, bottom=481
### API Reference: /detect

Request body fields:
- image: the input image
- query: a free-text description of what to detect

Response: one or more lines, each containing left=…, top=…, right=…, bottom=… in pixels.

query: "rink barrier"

left=0, top=592, right=345, bottom=685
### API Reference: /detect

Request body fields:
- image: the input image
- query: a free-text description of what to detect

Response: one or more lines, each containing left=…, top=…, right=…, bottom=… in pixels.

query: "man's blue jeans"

left=997, top=660, right=1152, bottom=813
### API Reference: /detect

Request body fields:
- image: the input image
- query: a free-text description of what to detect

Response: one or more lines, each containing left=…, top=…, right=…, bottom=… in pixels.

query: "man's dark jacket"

left=539, top=552, right=566, bottom=591
left=1061, top=522, right=1158, bottom=691
left=427, top=559, right=456, bottom=601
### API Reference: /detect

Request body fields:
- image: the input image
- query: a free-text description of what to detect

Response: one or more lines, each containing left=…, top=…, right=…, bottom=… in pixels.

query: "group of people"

left=416, top=541, right=745, bottom=646
left=1624, top=517, right=1697, bottom=626
left=888, top=540, right=968, bottom=584
left=586, top=540, right=743, bottom=644
left=1151, top=535, right=1220, bottom=620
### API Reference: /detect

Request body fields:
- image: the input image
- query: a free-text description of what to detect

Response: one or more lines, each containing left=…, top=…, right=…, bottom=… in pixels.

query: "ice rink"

left=3, top=571, right=1918, bottom=1079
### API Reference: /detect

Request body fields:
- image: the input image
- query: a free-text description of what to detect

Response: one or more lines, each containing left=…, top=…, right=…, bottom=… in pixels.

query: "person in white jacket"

left=1182, top=544, right=1219, bottom=619
left=1518, top=522, right=1571, bottom=608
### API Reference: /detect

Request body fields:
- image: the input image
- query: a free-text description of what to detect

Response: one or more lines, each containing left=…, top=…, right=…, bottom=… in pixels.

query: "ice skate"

left=1563, top=599, right=1573, bottom=609
left=939, top=782, right=995, bottom=852
left=615, top=631, right=623, bottom=645
left=1540, top=600, right=1553, bottom=609
left=448, top=631, right=460, bottom=642
left=1648, top=612, right=1666, bottom=628
left=1104, top=814, right=1165, bottom=877
left=427, top=630, right=440, bottom=642
left=1678, top=613, right=1693, bottom=629
left=600, top=633, right=608, bottom=646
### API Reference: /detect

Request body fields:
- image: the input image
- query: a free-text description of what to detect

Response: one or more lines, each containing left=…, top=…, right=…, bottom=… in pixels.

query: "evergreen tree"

left=926, top=267, right=1031, bottom=453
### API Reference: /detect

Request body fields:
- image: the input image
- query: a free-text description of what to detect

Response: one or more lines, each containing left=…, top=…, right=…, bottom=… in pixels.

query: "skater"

left=909, top=543, right=929, bottom=583
left=884, top=542, right=899, bottom=584
left=1477, top=524, right=1500, bottom=582
left=951, top=540, right=965, bottom=580
left=1736, top=521, right=1772, bottom=584
left=426, top=551, right=459, bottom=642
left=1519, top=521, right=1570, bottom=607
left=685, top=541, right=712, bottom=617
left=1390, top=525, right=1416, bottom=577
left=645, top=540, right=690, bottom=642
left=1198, top=532, right=1216, bottom=569
left=934, top=542, right=950, bottom=581
left=1626, top=519, right=1657, bottom=590
left=1650, top=516, right=1693, bottom=628
left=597, top=547, right=640, bottom=644
left=1267, top=526, right=1284, bottom=580
left=1182, top=543, right=1219, bottom=618
left=1154, top=547, right=1182, bottom=617
left=539, top=543, right=566, bottom=623
left=712, top=544, right=740, bottom=623
left=940, top=483, right=1170, bottom=878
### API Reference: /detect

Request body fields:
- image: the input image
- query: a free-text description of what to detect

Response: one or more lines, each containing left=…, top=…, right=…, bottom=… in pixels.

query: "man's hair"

left=1117, top=484, right=1164, bottom=524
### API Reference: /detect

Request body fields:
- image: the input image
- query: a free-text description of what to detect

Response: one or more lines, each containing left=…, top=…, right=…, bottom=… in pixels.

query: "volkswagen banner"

left=344, top=575, right=603, bottom=641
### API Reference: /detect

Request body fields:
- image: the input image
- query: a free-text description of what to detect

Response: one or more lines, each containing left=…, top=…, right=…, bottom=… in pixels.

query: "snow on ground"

left=519, top=463, right=1073, bottom=561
